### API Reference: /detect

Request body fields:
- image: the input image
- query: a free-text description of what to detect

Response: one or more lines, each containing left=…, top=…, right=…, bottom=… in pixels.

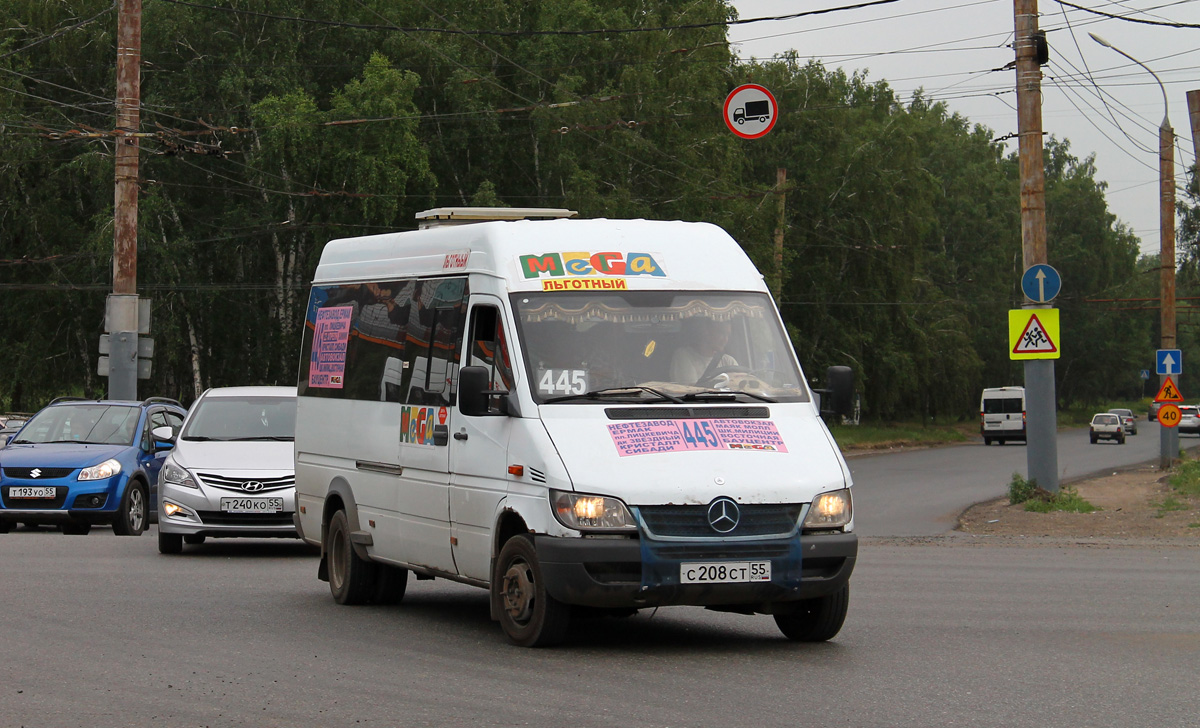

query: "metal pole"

left=109, top=0, right=141, bottom=401
left=1015, top=0, right=1058, bottom=491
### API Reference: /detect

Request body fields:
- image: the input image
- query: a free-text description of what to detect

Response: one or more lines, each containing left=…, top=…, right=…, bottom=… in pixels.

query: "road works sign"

left=1008, top=309, right=1060, bottom=360
left=723, top=84, right=778, bottom=139
left=1154, top=376, right=1184, bottom=403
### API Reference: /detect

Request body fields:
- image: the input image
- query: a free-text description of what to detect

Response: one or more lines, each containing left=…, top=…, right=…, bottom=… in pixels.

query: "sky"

left=728, top=0, right=1200, bottom=257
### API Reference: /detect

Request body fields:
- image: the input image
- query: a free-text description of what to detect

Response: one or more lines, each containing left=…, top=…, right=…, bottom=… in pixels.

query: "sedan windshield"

left=182, top=396, right=296, bottom=441
left=511, top=291, right=809, bottom=404
left=14, top=404, right=141, bottom=446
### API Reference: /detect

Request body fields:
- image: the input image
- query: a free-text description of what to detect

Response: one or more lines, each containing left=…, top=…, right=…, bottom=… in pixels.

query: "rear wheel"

left=983, top=437, right=991, bottom=446
left=327, top=509, right=376, bottom=605
left=373, top=564, right=409, bottom=605
left=493, top=536, right=570, bottom=647
left=774, top=584, right=850, bottom=642
left=112, top=481, right=148, bottom=536
left=158, top=531, right=183, bottom=554
left=1090, top=435, right=1098, bottom=444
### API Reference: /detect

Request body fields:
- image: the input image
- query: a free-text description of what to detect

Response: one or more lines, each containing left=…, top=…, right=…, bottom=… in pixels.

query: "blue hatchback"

left=0, top=397, right=186, bottom=535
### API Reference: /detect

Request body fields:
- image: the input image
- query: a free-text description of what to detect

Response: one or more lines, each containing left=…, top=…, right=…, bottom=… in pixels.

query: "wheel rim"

left=501, top=559, right=536, bottom=625
left=329, top=524, right=347, bottom=591
left=128, top=487, right=145, bottom=531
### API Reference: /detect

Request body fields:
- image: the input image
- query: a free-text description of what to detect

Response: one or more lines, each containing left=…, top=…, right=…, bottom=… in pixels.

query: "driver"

left=670, top=317, right=737, bottom=385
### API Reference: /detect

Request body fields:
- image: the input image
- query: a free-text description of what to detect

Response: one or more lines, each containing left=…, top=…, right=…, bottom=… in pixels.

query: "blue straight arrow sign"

left=1157, top=349, right=1182, bottom=375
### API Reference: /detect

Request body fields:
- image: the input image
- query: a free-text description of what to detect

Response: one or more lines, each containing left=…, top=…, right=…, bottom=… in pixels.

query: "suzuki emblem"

left=30, top=468, right=42, bottom=479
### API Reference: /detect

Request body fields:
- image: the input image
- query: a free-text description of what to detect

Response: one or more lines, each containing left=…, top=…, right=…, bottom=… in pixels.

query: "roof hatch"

left=415, top=207, right=577, bottom=229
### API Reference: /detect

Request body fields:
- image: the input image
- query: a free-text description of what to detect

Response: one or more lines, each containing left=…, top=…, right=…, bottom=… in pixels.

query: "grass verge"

left=1007, top=472, right=1098, bottom=513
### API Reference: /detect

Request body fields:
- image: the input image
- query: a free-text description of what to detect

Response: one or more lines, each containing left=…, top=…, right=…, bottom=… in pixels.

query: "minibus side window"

left=468, top=306, right=514, bottom=400
left=402, top=278, right=468, bottom=406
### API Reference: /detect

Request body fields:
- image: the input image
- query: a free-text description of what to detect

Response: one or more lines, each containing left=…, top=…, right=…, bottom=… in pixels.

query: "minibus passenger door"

left=449, top=302, right=514, bottom=582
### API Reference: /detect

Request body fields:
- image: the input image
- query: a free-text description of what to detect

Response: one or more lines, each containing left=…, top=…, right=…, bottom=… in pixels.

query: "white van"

left=980, top=386, right=1026, bottom=445
left=294, top=208, right=857, bottom=646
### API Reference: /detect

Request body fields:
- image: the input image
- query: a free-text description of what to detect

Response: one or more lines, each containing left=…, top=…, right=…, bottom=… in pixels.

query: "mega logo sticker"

left=519, top=252, right=665, bottom=280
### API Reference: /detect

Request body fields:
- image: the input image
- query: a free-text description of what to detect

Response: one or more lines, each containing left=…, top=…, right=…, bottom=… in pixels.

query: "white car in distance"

left=156, top=386, right=298, bottom=553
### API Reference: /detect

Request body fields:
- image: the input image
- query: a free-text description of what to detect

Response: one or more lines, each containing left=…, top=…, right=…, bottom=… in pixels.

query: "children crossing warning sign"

left=1008, top=309, right=1060, bottom=360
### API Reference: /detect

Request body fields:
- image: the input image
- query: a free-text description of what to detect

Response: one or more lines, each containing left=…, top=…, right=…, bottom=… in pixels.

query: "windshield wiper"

left=182, top=436, right=220, bottom=441
left=682, top=390, right=776, bottom=403
left=543, top=386, right=684, bottom=404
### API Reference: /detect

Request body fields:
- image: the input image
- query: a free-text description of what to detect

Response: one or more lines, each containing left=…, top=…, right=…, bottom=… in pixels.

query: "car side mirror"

left=151, top=425, right=176, bottom=452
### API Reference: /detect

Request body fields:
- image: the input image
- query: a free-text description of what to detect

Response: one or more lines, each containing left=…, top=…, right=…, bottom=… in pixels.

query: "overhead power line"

left=0, top=3, right=116, bottom=61
left=1052, top=0, right=1200, bottom=28
left=155, top=0, right=901, bottom=36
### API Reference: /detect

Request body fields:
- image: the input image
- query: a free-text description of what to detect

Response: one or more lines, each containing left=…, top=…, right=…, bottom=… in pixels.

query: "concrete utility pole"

left=1091, top=34, right=1177, bottom=468
left=108, top=0, right=142, bottom=401
left=1014, top=0, right=1059, bottom=491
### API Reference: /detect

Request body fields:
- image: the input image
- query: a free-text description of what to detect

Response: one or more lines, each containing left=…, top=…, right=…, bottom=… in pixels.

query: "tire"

left=183, top=534, right=206, bottom=545
left=0, top=521, right=10, bottom=534
left=158, top=530, right=183, bottom=554
left=112, top=480, right=148, bottom=536
left=983, top=437, right=991, bottom=446
left=1118, top=435, right=1126, bottom=444
left=372, top=564, right=409, bottom=605
left=1090, top=435, right=1098, bottom=444
left=493, top=536, right=570, bottom=647
left=327, top=509, right=376, bottom=605
left=61, top=523, right=92, bottom=535
left=774, top=584, right=849, bottom=642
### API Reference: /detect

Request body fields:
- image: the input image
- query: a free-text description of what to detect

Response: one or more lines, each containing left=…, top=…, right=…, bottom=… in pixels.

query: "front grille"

left=649, top=542, right=793, bottom=560
left=638, top=503, right=802, bottom=538
left=195, top=511, right=294, bottom=527
left=196, top=473, right=295, bottom=493
left=606, top=407, right=770, bottom=420
left=2, top=486, right=68, bottom=509
left=3, top=467, right=75, bottom=479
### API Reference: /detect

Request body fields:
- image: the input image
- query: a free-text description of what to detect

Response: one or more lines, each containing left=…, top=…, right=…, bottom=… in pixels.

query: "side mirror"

left=459, top=366, right=509, bottom=417
left=151, top=425, right=176, bottom=452
left=826, top=366, right=854, bottom=417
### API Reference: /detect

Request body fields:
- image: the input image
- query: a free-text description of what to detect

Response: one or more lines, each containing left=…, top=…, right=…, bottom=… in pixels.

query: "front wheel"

left=493, top=536, right=570, bottom=647
left=112, top=481, right=148, bottom=536
left=774, top=584, right=849, bottom=642
left=327, top=509, right=376, bottom=605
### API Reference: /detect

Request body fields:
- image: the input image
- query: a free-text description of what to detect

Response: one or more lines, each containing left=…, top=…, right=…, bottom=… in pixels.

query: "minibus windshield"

left=511, top=291, right=809, bottom=404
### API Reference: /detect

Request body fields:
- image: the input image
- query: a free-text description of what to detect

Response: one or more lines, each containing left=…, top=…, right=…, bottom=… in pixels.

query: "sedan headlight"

left=802, top=489, right=853, bottom=530
left=78, top=459, right=121, bottom=481
left=161, top=460, right=198, bottom=489
left=551, top=490, right=636, bottom=532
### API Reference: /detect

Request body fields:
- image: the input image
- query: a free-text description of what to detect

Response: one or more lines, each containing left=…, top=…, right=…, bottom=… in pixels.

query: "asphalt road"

left=1, top=530, right=1197, bottom=728
left=848, top=421, right=1193, bottom=536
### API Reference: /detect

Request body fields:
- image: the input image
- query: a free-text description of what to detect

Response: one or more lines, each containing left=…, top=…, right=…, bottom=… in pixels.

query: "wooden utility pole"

left=1188, top=89, right=1200, bottom=167
left=108, top=0, right=142, bottom=400
left=772, top=167, right=787, bottom=300
left=1014, top=0, right=1059, bottom=491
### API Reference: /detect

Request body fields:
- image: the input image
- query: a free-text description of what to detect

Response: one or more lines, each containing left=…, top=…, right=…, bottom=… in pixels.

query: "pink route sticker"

left=607, top=419, right=787, bottom=457
left=308, top=306, right=354, bottom=388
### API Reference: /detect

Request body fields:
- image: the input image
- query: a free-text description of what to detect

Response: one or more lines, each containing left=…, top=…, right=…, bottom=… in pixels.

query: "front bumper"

left=0, top=480, right=121, bottom=525
left=535, top=531, right=857, bottom=610
left=158, top=483, right=298, bottom=539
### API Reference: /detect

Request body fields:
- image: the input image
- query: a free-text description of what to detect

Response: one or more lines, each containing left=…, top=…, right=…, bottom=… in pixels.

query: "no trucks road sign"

left=723, top=84, right=779, bottom=139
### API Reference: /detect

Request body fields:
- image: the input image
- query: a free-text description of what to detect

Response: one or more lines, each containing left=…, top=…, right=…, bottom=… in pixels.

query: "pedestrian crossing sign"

left=1008, top=309, right=1060, bottom=360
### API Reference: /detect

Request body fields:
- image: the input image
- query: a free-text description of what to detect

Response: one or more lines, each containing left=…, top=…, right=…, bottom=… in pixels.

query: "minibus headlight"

left=78, top=459, right=121, bottom=481
left=551, top=490, right=636, bottom=532
left=162, top=461, right=198, bottom=489
left=802, top=489, right=852, bottom=530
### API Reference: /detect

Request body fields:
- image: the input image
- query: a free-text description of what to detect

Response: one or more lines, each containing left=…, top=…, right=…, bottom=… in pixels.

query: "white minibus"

left=294, top=208, right=857, bottom=646
left=980, top=386, right=1026, bottom=445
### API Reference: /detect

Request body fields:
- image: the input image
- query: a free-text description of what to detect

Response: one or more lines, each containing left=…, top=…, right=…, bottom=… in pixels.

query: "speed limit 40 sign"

left=1158, top=404, right=1181, bottom=428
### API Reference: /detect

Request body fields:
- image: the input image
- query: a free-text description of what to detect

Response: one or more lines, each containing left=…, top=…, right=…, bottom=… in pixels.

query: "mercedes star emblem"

left=707, top=497, right=740, bottom=533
